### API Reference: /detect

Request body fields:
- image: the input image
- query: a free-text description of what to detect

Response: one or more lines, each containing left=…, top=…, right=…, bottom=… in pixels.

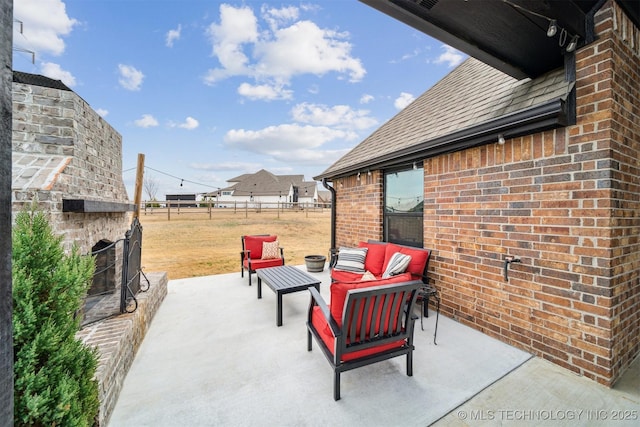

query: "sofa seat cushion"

left=243, top=258, right=283, bottom=271
left=244, top=235, right=278, bottom=260
left=311, top=306, right=406, bottom=362
left=329, top=272, right=413, bottom=328
left=330, top=269, right=375, bottom=283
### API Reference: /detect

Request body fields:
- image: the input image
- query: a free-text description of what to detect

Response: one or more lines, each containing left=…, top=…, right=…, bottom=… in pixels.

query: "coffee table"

left=256, top=265, right=321, bottom=326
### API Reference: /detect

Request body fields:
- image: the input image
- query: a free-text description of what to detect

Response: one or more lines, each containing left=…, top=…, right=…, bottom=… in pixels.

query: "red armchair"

left=307, top=273, right=422, bottom=400
left=240, top=235, right=284, bottom=285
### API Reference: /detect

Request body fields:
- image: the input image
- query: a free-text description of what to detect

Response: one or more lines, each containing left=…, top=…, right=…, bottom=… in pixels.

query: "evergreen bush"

left=12, top=207, right=100, bottom=426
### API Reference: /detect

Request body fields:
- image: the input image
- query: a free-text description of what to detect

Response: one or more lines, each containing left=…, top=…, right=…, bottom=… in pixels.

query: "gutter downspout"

left=322, top=178, right=338, bottom=267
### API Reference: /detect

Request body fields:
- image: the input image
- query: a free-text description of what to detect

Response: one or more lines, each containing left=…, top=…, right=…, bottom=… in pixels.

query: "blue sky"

left=12, top=0, right=466, bottom=199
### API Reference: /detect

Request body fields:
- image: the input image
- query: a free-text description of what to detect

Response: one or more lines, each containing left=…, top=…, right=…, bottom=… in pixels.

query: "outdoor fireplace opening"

left=90, top=239, right=116, bottom=296
left=81, top=218, right=149, bottom=327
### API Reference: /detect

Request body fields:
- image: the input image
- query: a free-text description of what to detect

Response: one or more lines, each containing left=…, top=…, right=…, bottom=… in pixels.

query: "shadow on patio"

left=108, top=266, right=639, bottom=427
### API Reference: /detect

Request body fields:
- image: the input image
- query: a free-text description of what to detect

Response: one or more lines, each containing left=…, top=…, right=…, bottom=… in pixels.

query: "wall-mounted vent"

left=416, top=0, right=439, bottom=10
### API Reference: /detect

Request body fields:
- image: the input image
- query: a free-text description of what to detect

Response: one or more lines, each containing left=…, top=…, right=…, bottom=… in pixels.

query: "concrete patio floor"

left=109, top=266, right=639, bottom=426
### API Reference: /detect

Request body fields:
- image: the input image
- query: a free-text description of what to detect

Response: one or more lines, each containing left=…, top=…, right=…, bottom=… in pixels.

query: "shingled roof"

left=13, top=71, right=73, bottom=92
left=223, top=169, right=315, bottom=197
left=315, top=57, right=573, bottom=180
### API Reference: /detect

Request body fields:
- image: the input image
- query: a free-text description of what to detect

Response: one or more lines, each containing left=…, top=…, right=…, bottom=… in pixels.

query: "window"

left=384, top=167, right=423, bottom=247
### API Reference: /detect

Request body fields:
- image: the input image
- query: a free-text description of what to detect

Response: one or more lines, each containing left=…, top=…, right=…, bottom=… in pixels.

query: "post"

left=167, top=202, right=171, bottom=221
left=0, top=0, right=14, bottom=422
left=132, top=153, right=144, bottom=223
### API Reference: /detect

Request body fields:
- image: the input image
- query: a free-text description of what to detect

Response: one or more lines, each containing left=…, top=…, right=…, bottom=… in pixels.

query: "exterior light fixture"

left=413, top=162, right=418, bottom=170
left=180, top=179, right=184, bottom=187
left=547, top=19, right=557, bottom=37
left=367, top=170, right=372, bottom=176
left=566, top=35, right=579, bottom=52
left=498, top=134, right=506, bottom=145
left=357, top=172, right=361, bottom=181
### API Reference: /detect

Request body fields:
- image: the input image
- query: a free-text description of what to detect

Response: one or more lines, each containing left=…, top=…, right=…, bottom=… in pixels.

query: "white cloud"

left=291, top=103, right=377, bottom=130
left=40, top=62, right=76, bottom=87
left=360, top=94, right=374, bottom=104
left=224, top=124, right=357, bottom=164
left=13, top=0, right=77, bottom=56
left=166, top=24, right=182, bottom=47
left=118, top=64, right=145, bottom=91
left=134, top=114, right=159, bottom=128
left=204, top=4, right=365, bottom=98
left=178, top=117, right=199, bottom=130
left=204, top=4, right=258, bottom=83
left=95, top=108, right=109, bottom=117
left=261, top=5, right=299, bottom=32
left=434, top=45, right=465, bottom=68
left=190, top=161, right=262, bottom=172
left=237, top=82, right=292, bottom=101
left=394, top=92, right=415, bottom=110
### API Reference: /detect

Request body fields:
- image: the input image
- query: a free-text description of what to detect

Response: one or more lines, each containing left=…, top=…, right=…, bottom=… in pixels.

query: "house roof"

left=360, top=0, right=639, bottom=80
left=315, top=58, right=572, bottom=181
left=13, top=71, right=73, bottom=92
left=220, top=169, right=316, bottom=197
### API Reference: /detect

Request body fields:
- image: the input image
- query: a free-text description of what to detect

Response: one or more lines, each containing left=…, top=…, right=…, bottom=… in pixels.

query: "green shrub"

left=12, top=207, right=99, bottom=426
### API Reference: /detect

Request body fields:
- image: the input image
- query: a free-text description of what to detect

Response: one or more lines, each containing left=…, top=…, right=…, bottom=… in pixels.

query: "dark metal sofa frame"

left=306, top=280, right=423, bottom=400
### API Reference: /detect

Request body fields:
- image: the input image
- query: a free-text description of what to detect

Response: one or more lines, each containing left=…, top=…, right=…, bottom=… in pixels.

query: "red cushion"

left=358, top=241, right=386, bottom=276
left=244, top=258, right=283, bottom=270
left=329, top=272, right=412, bottom=328
left=311, top=306, right=405, bottom=362
left=243, top=235, right=277, bottom=260
left=330, top=269, right=372, bottom=283
left=383, top=244, right=430, bottom=280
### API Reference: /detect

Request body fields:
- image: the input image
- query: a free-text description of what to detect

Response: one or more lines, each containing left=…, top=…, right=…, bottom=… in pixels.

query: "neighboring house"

left=316, top=1, right=639, bottom=388
left=204, top=169, right=318, bottom=207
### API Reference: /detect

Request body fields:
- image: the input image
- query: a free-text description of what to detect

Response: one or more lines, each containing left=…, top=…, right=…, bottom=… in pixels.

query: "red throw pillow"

left=244, top=235, right=277, bottom=260
left=358, top=241, right=386, bottom=276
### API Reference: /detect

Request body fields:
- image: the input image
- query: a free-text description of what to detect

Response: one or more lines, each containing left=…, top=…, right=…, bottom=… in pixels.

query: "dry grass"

left=138, top=207, right=331, bottom=280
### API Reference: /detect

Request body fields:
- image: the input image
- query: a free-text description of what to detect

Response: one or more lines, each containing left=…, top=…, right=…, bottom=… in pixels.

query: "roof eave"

left=314, top=98, right=568, bottom=181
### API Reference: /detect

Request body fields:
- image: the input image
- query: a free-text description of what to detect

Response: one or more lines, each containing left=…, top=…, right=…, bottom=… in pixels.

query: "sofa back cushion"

left=358, top=241, right=386, bottom=276
left=329, top=272, right=412, bottom=327
left=383, top=243, right=430, bottom=280
left=243, top=235, right=277, bottom=260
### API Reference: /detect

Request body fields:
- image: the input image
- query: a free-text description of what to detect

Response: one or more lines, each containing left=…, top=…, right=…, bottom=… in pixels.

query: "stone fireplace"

left=10, top=71, right=166, bottom=425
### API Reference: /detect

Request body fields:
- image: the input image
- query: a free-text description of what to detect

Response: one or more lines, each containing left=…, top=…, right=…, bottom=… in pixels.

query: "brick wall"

left=335, top=171, right=384, bottom=246
left=333, top=1, right=639, bottom=386
left=11, top=81, right=131, bottom=254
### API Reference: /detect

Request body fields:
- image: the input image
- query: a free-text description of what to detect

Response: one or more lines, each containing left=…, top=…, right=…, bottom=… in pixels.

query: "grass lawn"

left=138, top=207, right=331, bottom=280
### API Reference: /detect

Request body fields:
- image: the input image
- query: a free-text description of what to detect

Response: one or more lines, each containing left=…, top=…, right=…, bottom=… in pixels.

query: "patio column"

left=0, top=0, right=14, bottom=423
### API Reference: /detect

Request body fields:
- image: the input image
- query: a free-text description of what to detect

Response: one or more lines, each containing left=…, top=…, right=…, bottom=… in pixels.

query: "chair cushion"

left=243, top=258, right=283, bottom=271
left=358, top=241, right=386, bottom=276
left=382, top=252, right=412, bottom=278
left=243, top=235, right=277, bottom=260
left=333, top=247, right=368, bottom=273
left=311, top=306, right=406, bottom=362
left=329, top=272, right=412, bottom=329
left=261, top=240, right=280, bottom=259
